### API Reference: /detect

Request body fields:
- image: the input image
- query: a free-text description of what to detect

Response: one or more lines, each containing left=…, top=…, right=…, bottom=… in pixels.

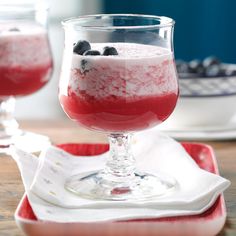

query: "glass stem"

left=0, top=96, right=19, bottom=139
left=101, top=133, right=136, bottom=185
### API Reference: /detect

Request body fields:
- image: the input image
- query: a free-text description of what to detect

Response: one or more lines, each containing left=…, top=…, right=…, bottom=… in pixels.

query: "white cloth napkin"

left=11, top=130, right=230, bottom=223
left=2, top=131, right=51, bottom=153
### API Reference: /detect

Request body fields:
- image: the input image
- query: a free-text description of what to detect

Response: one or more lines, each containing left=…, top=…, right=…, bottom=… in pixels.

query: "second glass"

left=0, top=4, right=53, bottom=149
left=59, top=14, right=179, bottom=200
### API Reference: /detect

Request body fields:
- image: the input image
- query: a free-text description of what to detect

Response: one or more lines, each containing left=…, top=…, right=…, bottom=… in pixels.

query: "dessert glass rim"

left=62, top=14, right=175, bottom=30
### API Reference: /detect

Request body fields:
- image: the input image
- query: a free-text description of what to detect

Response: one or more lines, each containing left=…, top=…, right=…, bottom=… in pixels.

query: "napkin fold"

left=11, top=130, right=230, bottom=223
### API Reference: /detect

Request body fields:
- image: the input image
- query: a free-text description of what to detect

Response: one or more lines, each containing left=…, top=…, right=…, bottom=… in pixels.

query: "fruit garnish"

left=202, top=56, right=220, bottom=68
left=102, top=46, right=118, bottom=56
left=73, top=40, right=91, bottom=55
left=189, top=59, right=204, bottom=74
left=205, top=64, right=221, bottom=77
left=83, top=50, right=101, bottom=56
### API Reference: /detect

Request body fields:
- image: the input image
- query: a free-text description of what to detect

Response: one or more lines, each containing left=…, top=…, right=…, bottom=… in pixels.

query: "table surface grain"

left=0, top=120, right=235, bottom=236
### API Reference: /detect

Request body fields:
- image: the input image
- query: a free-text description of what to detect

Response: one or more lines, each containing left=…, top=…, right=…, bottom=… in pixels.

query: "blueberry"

left=80, top=59, right=89, bottom=73
left=221, top=68, right=232, bottom=76
left=222, top=67, right=236, bottom=77
left=205, top=64, right=221, bottom=77
left=203, top=56, right=220, bottom=68
left=102, top=46, right=118, bottom=56
left=188, top=59, right=204, bottom=74
left=9, top=27, right=20, bottom=32
left=80, top=59, right=88, bottom=71
left=73, top=40, right=91, bottom=55
left=83, top=50, right=101, bottom=56
left=176, top=60, right=189, bottom=74
left=176, top=59, right=185, bottom=67
left=230, top=70, right=236, bottom=76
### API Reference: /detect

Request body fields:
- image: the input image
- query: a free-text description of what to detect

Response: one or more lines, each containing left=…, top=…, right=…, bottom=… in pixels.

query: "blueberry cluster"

left=73, top=40, right=118, bottom=56
left=9, top=27, right=20, bottom=32
left=176, top=56, right=236, bottom=78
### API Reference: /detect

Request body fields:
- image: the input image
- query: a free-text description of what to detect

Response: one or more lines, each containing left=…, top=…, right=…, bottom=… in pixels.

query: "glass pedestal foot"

left=0, top=97, right=50, bottom=154
left=65, top=170, right=176, bottom=201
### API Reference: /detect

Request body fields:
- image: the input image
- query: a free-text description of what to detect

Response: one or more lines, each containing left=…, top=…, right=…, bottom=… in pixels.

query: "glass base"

left=0, top=129, right=22, bottom=153
left=0, top=130, right=51, bottom=154
left=65, top=170, right=176, bottom=201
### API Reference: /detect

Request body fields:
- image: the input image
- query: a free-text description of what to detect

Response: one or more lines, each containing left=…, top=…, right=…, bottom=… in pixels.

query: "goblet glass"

left=59, top=14, right=178, bottom=200
left=0, top=4, right=53, bottom=150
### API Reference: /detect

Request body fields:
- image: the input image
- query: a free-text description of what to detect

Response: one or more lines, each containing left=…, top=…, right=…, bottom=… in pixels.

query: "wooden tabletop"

left=0, top=120, right=235, bottom=236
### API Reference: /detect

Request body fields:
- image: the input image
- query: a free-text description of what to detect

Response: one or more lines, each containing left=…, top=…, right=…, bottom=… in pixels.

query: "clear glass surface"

left=0, top=4, right=53, bottom=151
left=59, top=14, right=179, bottom=200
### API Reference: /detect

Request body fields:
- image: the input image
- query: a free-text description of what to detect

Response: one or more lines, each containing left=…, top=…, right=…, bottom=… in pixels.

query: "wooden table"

left=0, top=120, right=235, bottom=236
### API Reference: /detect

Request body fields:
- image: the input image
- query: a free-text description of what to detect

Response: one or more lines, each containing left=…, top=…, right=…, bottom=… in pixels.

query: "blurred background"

left=13, top=0, right=236, bottom=119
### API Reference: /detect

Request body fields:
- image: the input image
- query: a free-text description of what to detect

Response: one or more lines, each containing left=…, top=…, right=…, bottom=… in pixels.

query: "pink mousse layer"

left=0, top=22, right=53, bottom=96
left=0, top=22, right=52, bottom=69
left=60, top=43, right=178, bottom=99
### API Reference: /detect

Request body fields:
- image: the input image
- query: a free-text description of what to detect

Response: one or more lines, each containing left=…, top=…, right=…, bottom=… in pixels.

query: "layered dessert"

left=59, top=42, right=178, bottom=132
left=0, top=22, right=53, bottom=96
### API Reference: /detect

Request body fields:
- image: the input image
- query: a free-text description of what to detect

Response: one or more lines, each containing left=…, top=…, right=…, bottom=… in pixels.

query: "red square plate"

left=15, top=142, right=226, bottom=236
